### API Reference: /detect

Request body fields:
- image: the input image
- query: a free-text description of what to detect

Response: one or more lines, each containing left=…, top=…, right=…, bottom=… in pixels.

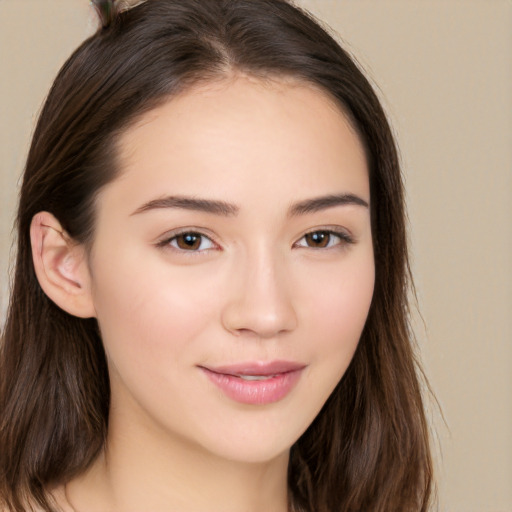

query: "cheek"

left=89, top=249, right=221, bottom=367
left=301, top=251, right=375, bottom=367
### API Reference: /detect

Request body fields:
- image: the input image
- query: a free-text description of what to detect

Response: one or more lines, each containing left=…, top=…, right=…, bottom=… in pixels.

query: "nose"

left=221, top=248, right=298, bottom=339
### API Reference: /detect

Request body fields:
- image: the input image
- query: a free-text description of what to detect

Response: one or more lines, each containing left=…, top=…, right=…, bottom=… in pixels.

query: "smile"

left=198, top=361, right=306, bottom=405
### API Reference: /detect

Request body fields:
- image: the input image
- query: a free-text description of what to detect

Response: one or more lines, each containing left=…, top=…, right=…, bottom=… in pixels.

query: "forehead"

left=105, top=75, right=369, bottom=213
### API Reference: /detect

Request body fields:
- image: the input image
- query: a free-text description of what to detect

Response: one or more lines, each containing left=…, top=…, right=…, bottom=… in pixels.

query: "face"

left=87, top=76, right=374, bottom=463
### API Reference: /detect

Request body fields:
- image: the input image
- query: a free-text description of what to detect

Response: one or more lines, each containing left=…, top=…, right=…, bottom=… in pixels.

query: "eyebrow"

left=131, top=193, right=369, bottom=217
left=131, top=196, right=239, bottom=216
left=288, top=193, right=369, bottom=216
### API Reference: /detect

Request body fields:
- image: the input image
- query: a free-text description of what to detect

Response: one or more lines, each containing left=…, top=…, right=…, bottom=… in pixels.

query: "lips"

left=198, top=360, right=306, bottom=405
left=202, top=360, right=306, bottom=377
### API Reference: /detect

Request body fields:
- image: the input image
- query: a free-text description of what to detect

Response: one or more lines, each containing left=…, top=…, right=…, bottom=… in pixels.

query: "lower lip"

left=200, top=367, right=303, bottom=405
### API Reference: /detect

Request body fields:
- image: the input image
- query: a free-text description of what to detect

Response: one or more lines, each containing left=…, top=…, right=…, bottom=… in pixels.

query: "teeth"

left=238, top=374, right=275, bottom=381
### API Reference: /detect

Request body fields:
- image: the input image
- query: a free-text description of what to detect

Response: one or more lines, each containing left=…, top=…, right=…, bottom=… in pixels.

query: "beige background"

left=1, top=1, right=511, bottom=510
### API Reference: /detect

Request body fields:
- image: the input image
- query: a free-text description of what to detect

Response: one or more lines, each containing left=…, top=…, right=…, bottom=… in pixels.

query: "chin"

left=202, top=436, right=293, bottom=465
left=186, top=406, right=316, bottom=465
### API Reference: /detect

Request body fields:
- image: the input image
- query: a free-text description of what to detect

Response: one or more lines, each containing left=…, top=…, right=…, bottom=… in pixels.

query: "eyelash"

left=293, top=229, right=354, bottom=249
left=157, top=230, right=219, bottom=253
left=156, top=227, right=354, bottom=255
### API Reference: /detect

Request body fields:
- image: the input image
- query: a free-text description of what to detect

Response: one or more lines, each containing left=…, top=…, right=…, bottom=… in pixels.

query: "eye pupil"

left=177, top=233, right=201, bottom=250
left=306, top=231, right=329, bottom=247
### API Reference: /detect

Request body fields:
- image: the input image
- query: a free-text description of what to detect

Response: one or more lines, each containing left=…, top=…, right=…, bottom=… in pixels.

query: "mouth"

left=198, top=361, right=306, bottom=405
left=234, top=374, right=278, bottom=381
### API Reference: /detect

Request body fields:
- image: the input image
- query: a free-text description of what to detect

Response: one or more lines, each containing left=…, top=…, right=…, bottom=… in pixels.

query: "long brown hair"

left=0, top=0, right=435, bottom=510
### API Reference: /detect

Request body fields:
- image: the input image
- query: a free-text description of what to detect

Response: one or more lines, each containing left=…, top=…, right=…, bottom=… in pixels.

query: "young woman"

left=0, top=0, right=435, bottom=511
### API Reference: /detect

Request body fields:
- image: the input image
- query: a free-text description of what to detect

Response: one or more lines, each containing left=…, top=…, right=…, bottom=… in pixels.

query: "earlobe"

left=30, top=211, right=96, bottom=318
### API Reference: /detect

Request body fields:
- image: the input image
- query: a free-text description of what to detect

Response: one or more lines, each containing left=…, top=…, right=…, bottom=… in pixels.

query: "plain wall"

left=1, top=1, right=511, bottom=510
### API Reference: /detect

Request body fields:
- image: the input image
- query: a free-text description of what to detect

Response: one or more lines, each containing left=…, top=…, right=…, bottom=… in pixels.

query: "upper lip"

left=199, top=360, right=306, bottom=376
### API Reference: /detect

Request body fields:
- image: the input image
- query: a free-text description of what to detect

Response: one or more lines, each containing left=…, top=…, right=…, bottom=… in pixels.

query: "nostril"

left=221, top=302, right=298, bottom=339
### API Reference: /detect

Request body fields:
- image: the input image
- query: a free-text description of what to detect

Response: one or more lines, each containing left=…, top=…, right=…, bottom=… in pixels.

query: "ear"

left=30, top=211, right=96, bottom=318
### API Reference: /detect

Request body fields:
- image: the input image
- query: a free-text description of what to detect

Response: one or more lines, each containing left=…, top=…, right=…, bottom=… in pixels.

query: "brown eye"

left=295, top=230, right=353, bottom=249
left=304, top=231, right=331, bottom=248
left=168, top=232, right=215, bottom=251
left=175, top=233, right=201, bottom=250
